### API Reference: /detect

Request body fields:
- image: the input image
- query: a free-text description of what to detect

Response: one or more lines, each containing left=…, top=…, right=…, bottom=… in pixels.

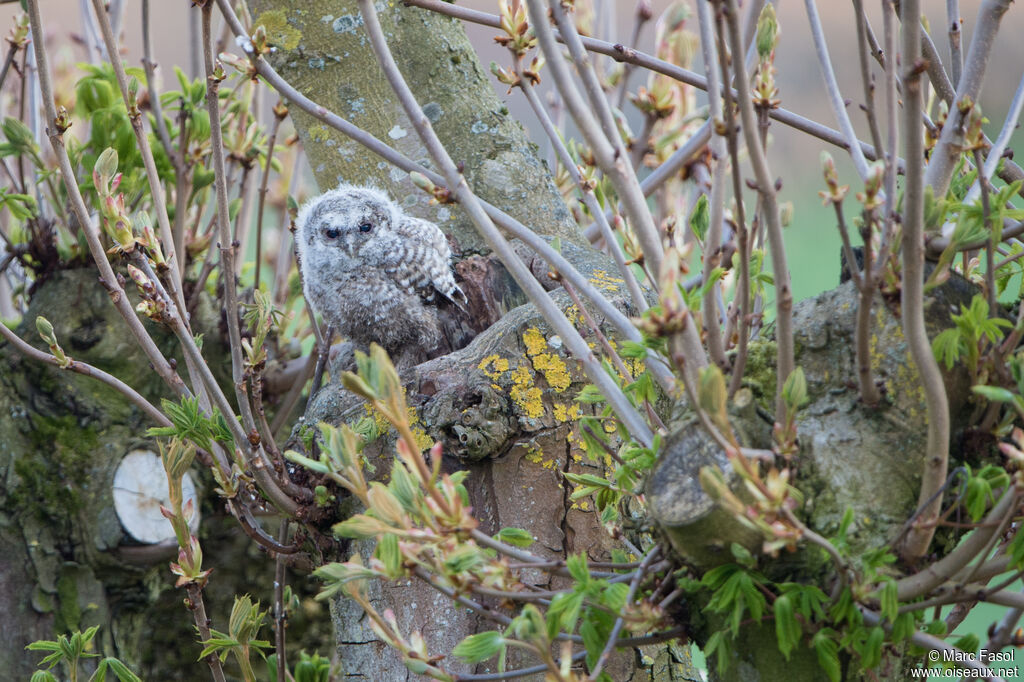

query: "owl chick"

left=296, top=184, right=465, bottom=370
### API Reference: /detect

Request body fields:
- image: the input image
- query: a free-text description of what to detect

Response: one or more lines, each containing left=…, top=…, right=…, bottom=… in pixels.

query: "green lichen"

left=55, top=571, right=81, bottom=633
left=740, top=340, right=778, bottom=410
left=253, top=10, right=302, bottom=51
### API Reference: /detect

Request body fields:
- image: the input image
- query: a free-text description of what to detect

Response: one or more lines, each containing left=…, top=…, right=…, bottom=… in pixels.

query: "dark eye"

left=325, top=227, right=340, bottom=239
left=358, top=222, right=373, bottom=233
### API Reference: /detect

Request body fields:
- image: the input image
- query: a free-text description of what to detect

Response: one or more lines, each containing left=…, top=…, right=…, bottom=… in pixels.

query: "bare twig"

left=803, top=0, right=871, bottom=181
left=695, top=0, right=729, bottom=373
left=588, top=546, right=660, bottom=680
left=542, top=0, right=664, bottom=280
left=255, top=103, right=286, bottom=290
left=514, top=66, right=647, bottom=313
left=947, top=0, right=963, bottom=88
left=0, top=321, right=170, bottom=426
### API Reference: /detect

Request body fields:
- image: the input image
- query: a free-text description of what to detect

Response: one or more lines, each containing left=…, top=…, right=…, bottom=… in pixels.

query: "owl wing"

left=387, top=216, right=466, bottom=305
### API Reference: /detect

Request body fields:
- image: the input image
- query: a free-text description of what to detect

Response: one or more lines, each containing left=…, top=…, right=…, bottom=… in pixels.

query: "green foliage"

left=27, top=626, right=141, bottom=682
left=931, top=294, right=1011, bottom=375
left=146, top=396, right=234, bottom=452
left=200, top=595, right=272, bottom=682
left=689, top=193, right=709, bottom=242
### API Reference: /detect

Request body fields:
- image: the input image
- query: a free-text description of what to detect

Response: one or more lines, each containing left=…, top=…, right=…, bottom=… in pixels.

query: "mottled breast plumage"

left=295, top=183, right=464, bottom=368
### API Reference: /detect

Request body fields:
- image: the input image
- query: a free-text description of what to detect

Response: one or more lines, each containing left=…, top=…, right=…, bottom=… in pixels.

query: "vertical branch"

left=873, top=0, right=900, bottom=282
left=946, top=0, right=963, bottom=89
left=720, top=0, right=794, bottom=416
left=852, top=0, right=883, bottom=156
left=515, top=67, right=647, bottom=314
left=612, top=2, right=651, bottom=110
left=142, top=0, right=191, bottom=281
left=356, top=0, right=656, bottom=448
left=713, top=6, right=752, bottom=398
left=696, top=0, right=730, bottom=372
left=898, top=0, right=950, bottom=562
left=273, top=519, right=289, bottom=682
left=803, top=0, right=871, bottom=181
left=254, top=103, right=286, bottom=291
left=973, top=149, right=997, bottom=311
left=533, top=0, right=665, bottom=280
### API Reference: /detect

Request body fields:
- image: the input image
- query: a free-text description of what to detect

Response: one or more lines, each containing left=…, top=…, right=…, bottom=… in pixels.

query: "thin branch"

left=0, top=321, right=170, bottom=426
left=199, top=1, right=299, bottom=514
left=947, top=0, right=963, bottom=88
left=254, top=103, right=285, bottom=290
left=91, top=0, right=189, bottom=321
left=612, top=3, right=650, bottom=110
left=803, top=0, right=871, bottom=181
left=273, top=519, right=289, bottom=682
left=897, top=0, right=951, bottom=562
left=963, top=70, right=1024, bottom=207
left=973, top=149, right=997, bottom=310
left=895, top=490, right=1018, bottom=601
left=541, top=0, right=664, bottom=280
left=860, top=607, right=1005, bottom=681
left=588, top=546, right=660, bottom=680
left=696, top=0, right=729, bottom=372
left=404, top=0, right=890, bottom=165
left=852, top=0, right=883, bottom=157
left=515, top=66, right=647, bottom=313
left=872, top=0, right=899, bottom=283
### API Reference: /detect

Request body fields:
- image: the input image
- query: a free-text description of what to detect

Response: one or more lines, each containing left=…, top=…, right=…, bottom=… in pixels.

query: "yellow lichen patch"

left=531, top=352, right=572, bottom=392
left=589, top=269, right=625, bottom=293
left=523, top=327, right=572, bottom=392
left=362, top=402, right=390, bottom=435
left=509, top=366, right=544, bottom=419
left=523, top=327, right=548, bottom=356
left=478, top=354, right=510, bottom=380
left=411, top=425, right=434, bottom=452
left=552, top=401, right=582, bottom=423
left=253, top=10, right=302, bottom=50
left=524, top=444, right=544, bottom=464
